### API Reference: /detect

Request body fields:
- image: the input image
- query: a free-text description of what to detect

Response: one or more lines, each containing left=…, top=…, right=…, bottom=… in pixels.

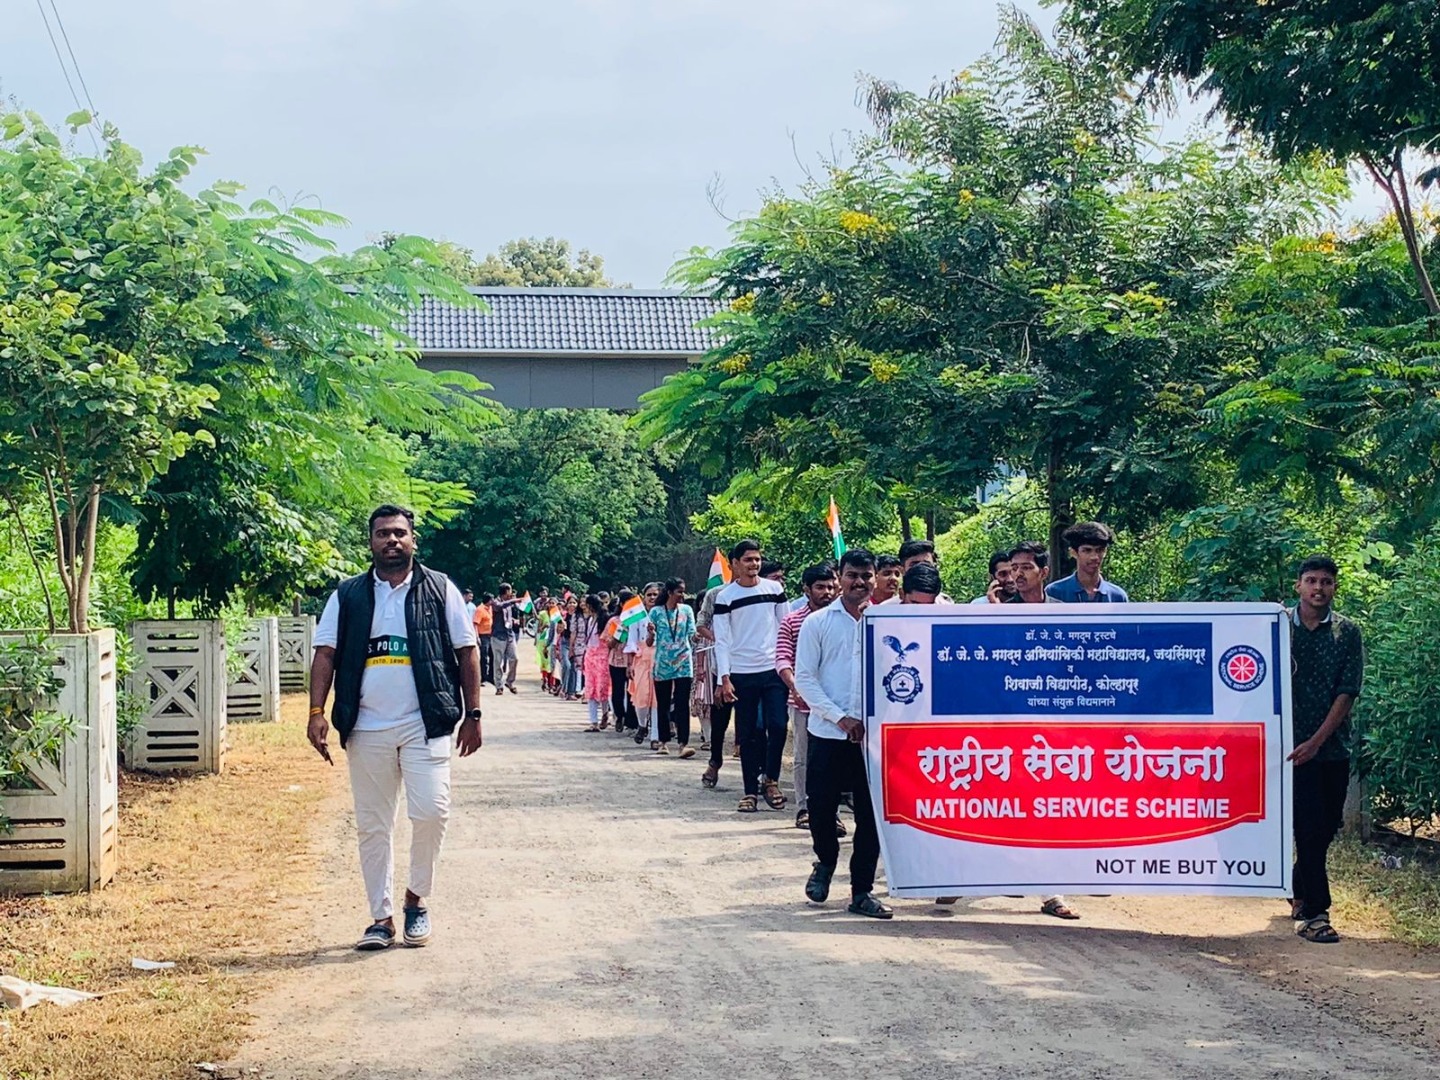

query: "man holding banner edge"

left=794, top=547, right=892, bottom=919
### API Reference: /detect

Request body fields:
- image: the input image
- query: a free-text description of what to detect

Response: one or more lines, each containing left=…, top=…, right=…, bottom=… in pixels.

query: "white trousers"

left=790, top=706, right=809, bottom=812
left=345, top=720, right=451, bottom=920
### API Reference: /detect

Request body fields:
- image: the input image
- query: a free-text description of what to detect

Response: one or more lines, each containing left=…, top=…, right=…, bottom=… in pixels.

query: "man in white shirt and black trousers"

left=308, top=505, right=484, bottom=951
left=794, top=547, right=892, bottom=919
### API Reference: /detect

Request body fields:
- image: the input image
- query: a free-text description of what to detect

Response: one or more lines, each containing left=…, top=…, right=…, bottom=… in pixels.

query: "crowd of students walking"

left=310, top=504, right=1362, bottom=948
left=462, top=528, right=1122, bottom=921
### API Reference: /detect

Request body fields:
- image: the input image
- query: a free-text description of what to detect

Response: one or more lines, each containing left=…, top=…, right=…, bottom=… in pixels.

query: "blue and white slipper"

left=356, top=922, right=395, bottom=951
left=403, top=906, right=431, bottom=947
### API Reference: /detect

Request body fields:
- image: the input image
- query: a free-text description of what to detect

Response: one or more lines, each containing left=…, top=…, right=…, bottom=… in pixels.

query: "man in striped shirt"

left=713, top=539, right=789, bottom=814
left=775, top=562, right=842, bottom=832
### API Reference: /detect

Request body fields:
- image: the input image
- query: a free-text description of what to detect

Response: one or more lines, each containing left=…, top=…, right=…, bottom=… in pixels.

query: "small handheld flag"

left=706, top=548, right=733, bottom=590
left=518, top=591, right=534, bottom=613
left=827, top=497, right=845, bottom=560
left=619, top=594, right=647, bottom=628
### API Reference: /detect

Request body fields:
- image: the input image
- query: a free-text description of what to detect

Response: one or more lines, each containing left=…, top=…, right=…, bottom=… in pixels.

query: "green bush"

left=0, top=634, right=75, bottom=831
left=1358, top=527, right=1440, bottom=832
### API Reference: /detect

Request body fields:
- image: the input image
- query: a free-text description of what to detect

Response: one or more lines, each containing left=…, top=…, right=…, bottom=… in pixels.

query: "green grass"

left=1330, top=834, right=1440, bottom=947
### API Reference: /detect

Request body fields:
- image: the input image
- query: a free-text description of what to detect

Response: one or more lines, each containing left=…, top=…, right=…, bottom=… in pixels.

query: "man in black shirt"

left=1288, top=555, right=1364, bottom=944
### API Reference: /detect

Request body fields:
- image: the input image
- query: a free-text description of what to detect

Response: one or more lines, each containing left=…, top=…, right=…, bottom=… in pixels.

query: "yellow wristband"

left=308, top=706, right=325, bottom=716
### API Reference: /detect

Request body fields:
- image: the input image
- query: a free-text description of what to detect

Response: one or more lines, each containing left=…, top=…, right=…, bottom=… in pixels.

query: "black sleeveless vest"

left=331, top=562, right=462, bottom=747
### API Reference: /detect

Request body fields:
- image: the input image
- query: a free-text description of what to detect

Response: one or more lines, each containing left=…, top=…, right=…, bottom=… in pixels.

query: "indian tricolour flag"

left=518, top=591, right=534, bottom=613
left=827, top=497, right=845, bottom=560
left=706, top=548, right=732, bottom=590
left=619, top=594, right=647, bottom=628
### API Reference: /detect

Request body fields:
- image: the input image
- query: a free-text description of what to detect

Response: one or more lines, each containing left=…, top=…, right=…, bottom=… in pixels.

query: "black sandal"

left=762, top=780, right=787, bottom=810
left=1296, top=917, right=1340, bottom=943
left=701, top=765, right=719, bottom=789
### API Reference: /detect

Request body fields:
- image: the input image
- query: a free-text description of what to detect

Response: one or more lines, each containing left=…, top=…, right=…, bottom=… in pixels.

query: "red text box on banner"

left=882, top=722, right=1265, bottom=848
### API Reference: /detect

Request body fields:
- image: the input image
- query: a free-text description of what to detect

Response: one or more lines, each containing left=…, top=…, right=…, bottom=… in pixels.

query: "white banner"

left=862, top=603, right=1293, bottom=898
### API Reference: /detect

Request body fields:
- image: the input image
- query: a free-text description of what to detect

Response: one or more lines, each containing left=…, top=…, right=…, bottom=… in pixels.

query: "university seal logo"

left=881, top=635, right=923, bottom=705
left=1218, top=644, right=1266, bottom=692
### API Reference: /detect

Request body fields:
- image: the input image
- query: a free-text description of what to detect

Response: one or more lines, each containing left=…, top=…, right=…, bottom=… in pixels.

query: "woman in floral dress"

left=649, top=578, right=696, bottom=758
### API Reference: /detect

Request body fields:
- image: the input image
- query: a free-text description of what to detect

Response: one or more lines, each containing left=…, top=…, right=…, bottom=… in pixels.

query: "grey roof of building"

left=404, top=288, right=722, bottom=356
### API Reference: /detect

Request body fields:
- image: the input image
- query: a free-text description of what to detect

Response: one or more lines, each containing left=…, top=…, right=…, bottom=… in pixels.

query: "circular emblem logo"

left=1218, top=645, right=1266, bottom=692
left=883, top=664, right=923, bottom=705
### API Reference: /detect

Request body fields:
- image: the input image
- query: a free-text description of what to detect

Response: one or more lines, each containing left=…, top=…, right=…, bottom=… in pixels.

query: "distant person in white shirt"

left=308, top=505, right=483, bottom=951
left=793, top=547, right=892, bottom=919
left=713, top=540, right=789, bottom=814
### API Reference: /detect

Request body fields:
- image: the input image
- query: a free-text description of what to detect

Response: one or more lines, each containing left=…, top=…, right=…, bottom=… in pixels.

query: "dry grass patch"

left=1331, top=835, right=1440, bottom=947
left=1, top=694, right=340, bottom=1080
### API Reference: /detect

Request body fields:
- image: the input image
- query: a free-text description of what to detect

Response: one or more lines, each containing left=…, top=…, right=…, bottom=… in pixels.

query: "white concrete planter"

left=0, top=629, right=119, bottom=894
left=227, top=616, right=280, bottom=723
left=277, top=615, right=315, bottom=692
left=126, top=620, right=227, bottom=775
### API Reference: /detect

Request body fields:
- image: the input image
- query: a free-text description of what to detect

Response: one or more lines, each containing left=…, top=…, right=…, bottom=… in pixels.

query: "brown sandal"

left=737, top=794, right=758, bottom=813
left=762, top=780, right=787, bottom=810
left=1041, top=898, right=1080, bottom=920
left=701, top=765, right=719, bottom=789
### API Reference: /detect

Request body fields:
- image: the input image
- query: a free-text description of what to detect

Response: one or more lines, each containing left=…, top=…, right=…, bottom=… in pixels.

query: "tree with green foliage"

left=0, top=111, right=230, bottom=632
left=417, top=409, right=664, bottom=590
left=430, top=236, right=614, bottom=288
left=1194, top=216, right=1440, bottom=544
left=129, top=217, right=492, bottom=616
left=639, top=14, right=1336, bottom=565
left=1056, top=0, right=1440, bottom=315
left=0, top=113, right=492, bottom=627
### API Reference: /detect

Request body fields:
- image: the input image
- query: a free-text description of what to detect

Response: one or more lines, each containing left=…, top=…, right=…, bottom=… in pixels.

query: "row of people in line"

left=306, top=505, right=1359, bottom=948
left=535, top=525, right=1129, bottom=920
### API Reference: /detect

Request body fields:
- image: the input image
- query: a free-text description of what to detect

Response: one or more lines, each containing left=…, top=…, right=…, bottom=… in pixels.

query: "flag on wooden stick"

left=706, top=548, right=732, bottom=590
left=827, top=497, right=845, bottom=560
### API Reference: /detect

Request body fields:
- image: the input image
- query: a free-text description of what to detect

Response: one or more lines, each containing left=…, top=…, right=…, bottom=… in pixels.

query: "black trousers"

left=478, top=634, right=494, bottom=685
left=708, top=698, right=733, bottom=768
left=807, top=734, right=880, bottom=897
left=1293, top=758, right=1350, bottom=920
left=654, top=677, right=693, bottom=745
left=609, top=665, right=637, bottom=729
left=731, top=670, right=789, bottom=796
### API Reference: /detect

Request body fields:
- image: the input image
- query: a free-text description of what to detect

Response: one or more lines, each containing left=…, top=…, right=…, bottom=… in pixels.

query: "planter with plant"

left=0, top=631, right=118, bottom=893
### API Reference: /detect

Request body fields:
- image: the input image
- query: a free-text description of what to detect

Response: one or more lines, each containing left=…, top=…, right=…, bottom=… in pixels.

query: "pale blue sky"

left=4, top=0, right=1025, bottom=285
left=6, top=2, right=1374, bottom=286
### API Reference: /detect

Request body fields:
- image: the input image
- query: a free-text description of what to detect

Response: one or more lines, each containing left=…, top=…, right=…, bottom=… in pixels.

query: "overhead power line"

left=32, top=0, right=100, bottom=152
left=49, top=0, right=98, bottom=117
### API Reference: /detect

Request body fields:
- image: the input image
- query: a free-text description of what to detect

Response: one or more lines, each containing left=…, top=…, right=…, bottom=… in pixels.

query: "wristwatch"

left=465, top=708, right=483, bottom=721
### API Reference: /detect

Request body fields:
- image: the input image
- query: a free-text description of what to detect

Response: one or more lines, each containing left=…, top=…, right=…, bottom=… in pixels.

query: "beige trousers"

left=345, top=719, right=451, bottom=920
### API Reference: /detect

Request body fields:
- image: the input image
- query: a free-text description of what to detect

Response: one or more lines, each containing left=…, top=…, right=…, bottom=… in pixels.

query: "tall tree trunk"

left=897, top=501, right=913, bottom=543
left=2, top=492, right=56, bottom=632
left=1363, top=151, right=1440, bottom=318
left=1046, top=443, right=1075, bottom=579
left=924, top=509, right=937, bottom=542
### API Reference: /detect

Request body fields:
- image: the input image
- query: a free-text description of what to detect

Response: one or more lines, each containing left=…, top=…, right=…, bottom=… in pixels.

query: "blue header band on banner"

left=929, top=621, right=1214, bottom=716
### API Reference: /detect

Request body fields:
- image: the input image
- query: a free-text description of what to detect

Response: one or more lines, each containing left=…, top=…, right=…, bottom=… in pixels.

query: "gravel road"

left=241, top=658, right=1439, bottom=1080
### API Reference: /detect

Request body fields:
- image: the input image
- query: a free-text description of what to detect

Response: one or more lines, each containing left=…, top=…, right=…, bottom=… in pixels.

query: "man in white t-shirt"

left=309, top=505, right=482, bottom=952
left=713, top=540, right=788, bottom=813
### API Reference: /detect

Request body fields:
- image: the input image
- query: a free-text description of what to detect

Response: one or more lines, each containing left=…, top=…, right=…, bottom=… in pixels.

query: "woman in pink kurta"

left=578, top=595, right=611, bottom=731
